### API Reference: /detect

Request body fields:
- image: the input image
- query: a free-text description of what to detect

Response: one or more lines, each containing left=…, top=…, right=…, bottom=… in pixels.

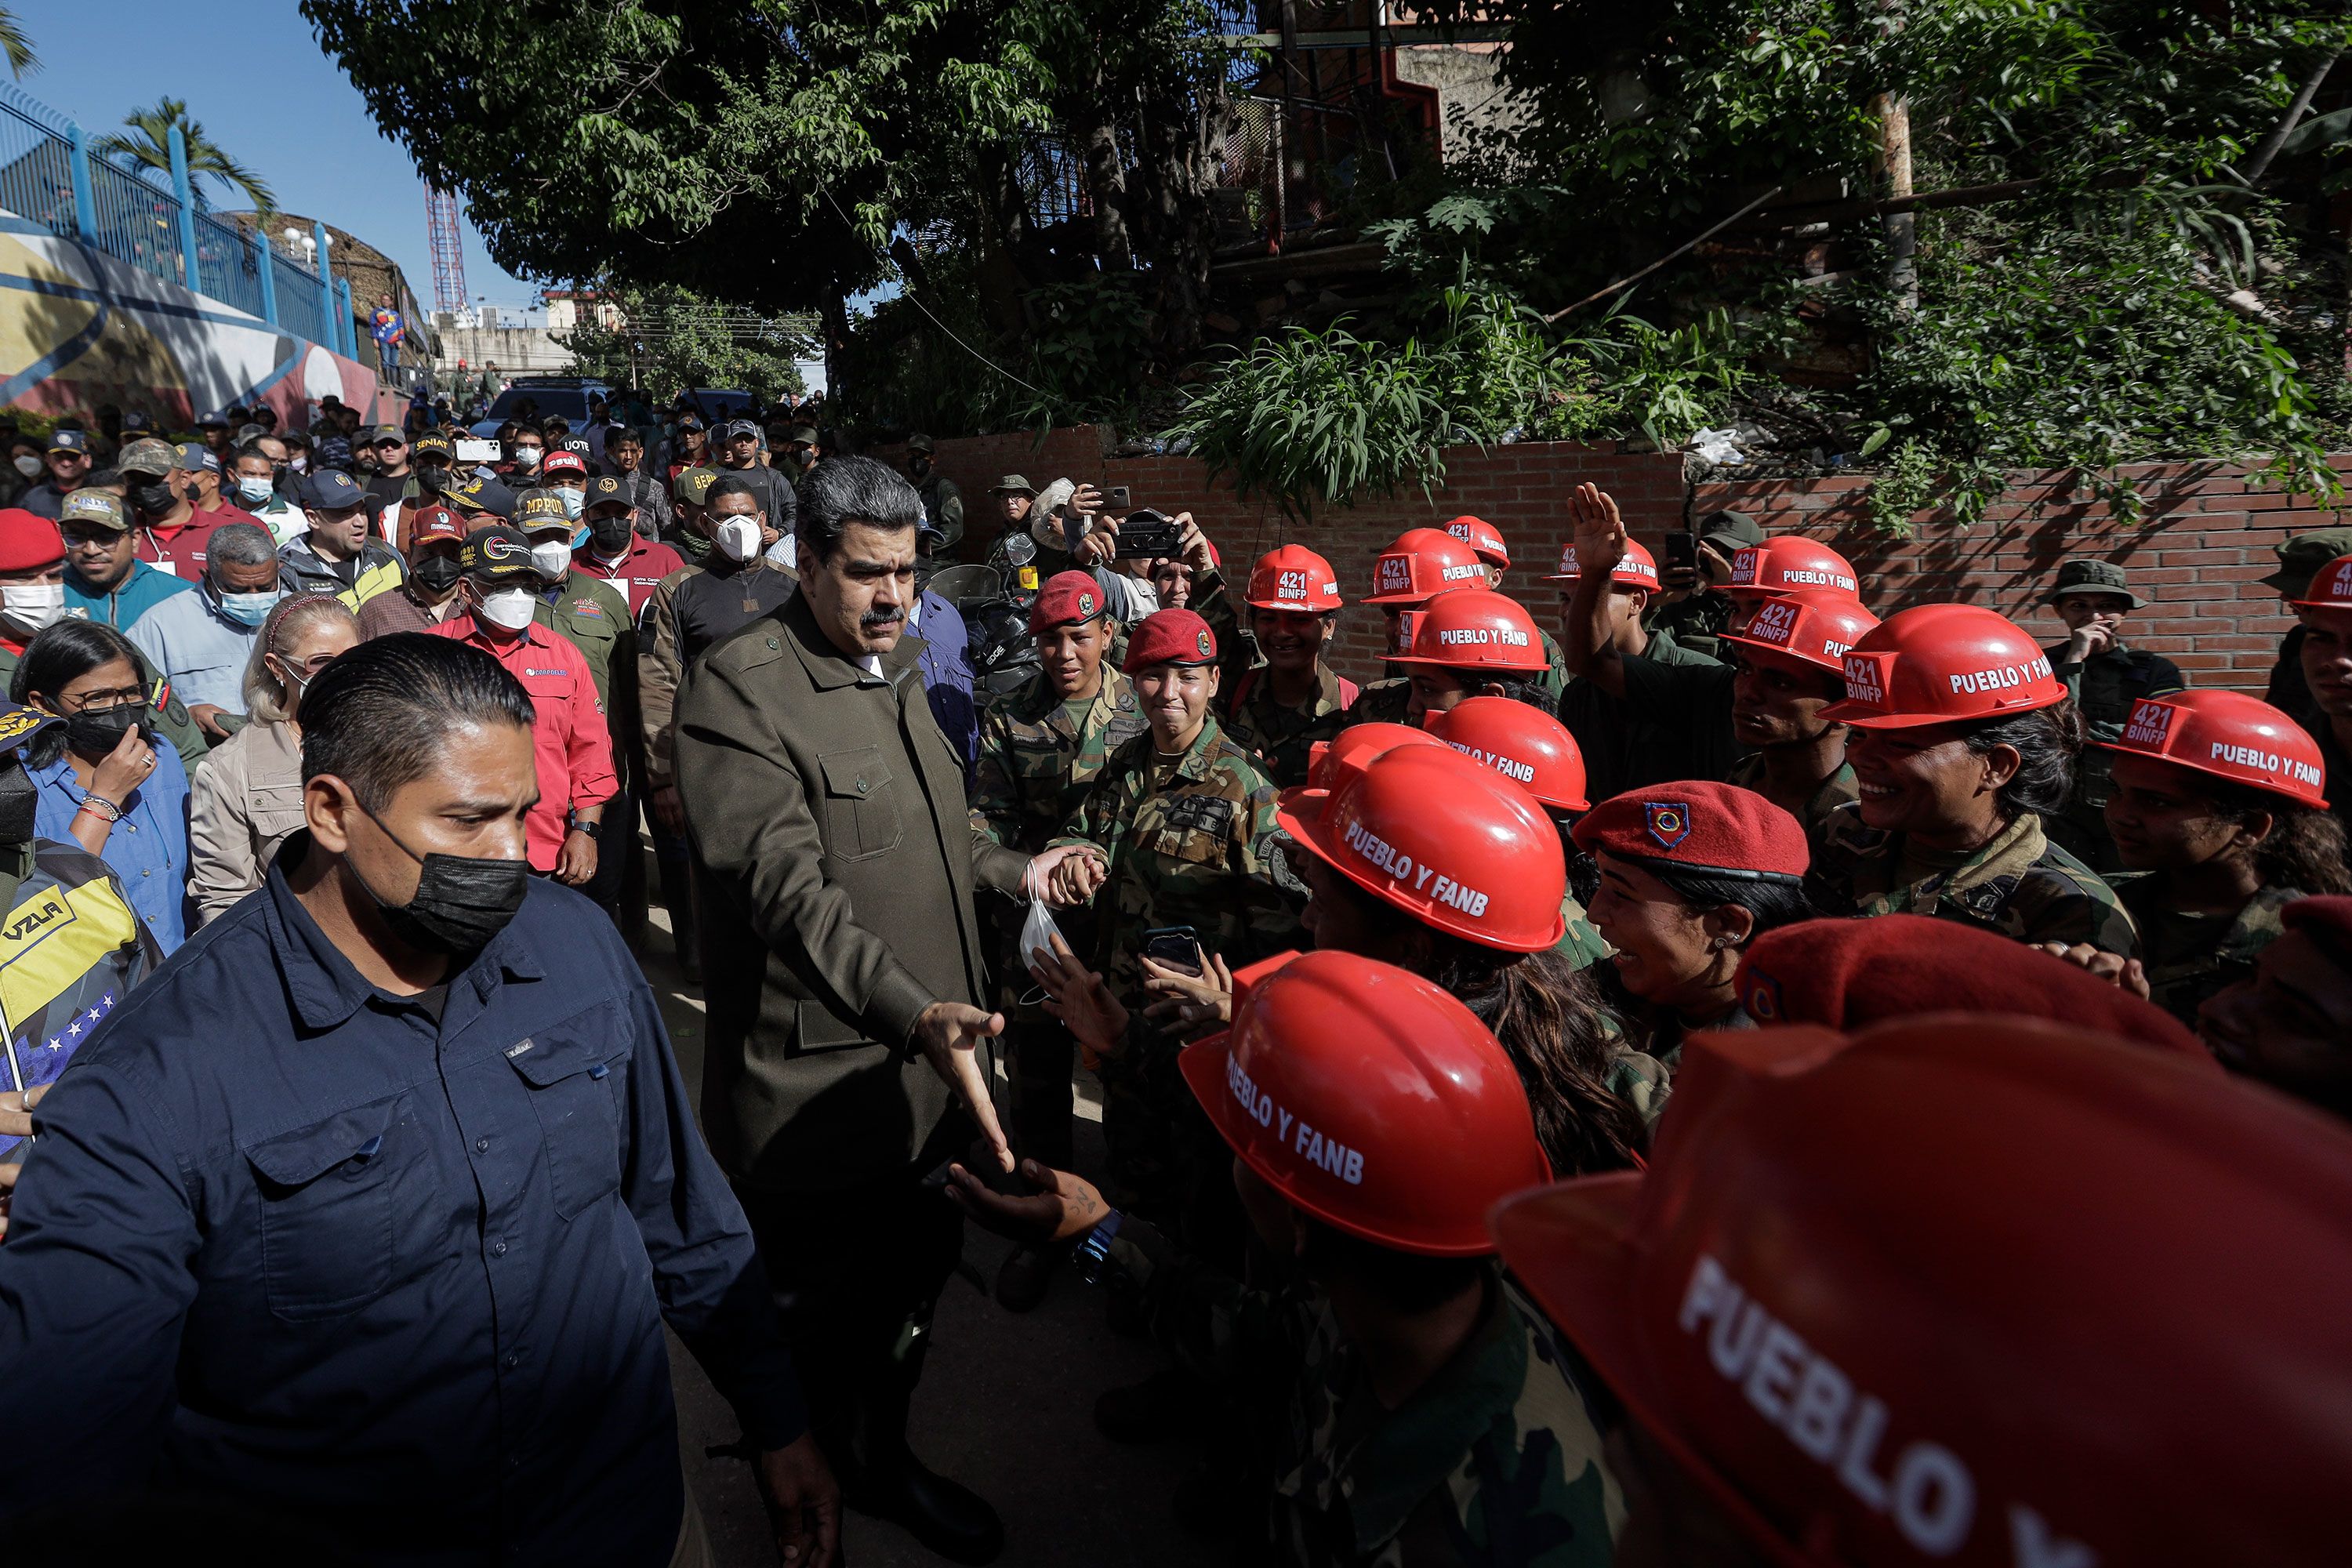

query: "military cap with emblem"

left=516, top=491, right=572, bottom=528
left=1570, top=779, right=1809, bottom=883
left=2044, top=557, right=2146, bottom=608
left=1121, top=607, right=1218, bottom=673
left=1029, top=570, right=1107, bottom=633
left=58, top=489, right=129, bottom=533
left=460, top=524, right=539, bottom=583
left=173, top=441, right=220, bottom=475
left=673, top=466, right=721, bottom=507
left=586, top=474, right=629, bottom=507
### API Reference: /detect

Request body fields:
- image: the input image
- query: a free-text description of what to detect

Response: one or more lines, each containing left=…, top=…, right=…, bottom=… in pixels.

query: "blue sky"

left=6, top=0, right=540, bottom=312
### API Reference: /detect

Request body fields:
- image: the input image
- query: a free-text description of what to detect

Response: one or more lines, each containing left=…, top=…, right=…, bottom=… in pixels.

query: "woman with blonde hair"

left=186, top=593, right=359, bottom=924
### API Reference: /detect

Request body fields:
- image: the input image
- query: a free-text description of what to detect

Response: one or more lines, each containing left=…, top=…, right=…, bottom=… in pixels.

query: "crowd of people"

left=0, top=389, right=2346, bottom=1568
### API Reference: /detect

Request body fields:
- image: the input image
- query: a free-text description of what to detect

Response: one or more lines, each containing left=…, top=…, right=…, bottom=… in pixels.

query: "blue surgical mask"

left=235, top=476, right=275, bottom=506
left=557, top=486, right=583, bottom=521
left=216, top=586, right=284, bottom=627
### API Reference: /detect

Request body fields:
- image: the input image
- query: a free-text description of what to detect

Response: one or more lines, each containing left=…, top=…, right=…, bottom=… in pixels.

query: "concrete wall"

left=430, top=320, right=575, bottom=376
left=882, top=423, right=2344, bottom=691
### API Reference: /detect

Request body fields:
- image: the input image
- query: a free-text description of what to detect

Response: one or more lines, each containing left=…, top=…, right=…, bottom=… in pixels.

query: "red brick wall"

left=884, top=426, right=2346, bottom=691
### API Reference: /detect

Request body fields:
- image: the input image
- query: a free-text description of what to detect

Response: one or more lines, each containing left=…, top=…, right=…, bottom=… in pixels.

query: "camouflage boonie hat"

left=2045, top=557, right=2144, bottom=608
left=674, top=466, right=721, bottom=506
left=57, top=489, right=129, bottom=532
left=115, top=436, right=180, bottom=477
left=2263, top=526, right=2352, bottom=598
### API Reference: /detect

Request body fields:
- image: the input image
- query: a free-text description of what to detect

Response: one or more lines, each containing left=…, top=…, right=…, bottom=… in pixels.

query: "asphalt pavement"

left=636, top=901, right=1221, bottom=1568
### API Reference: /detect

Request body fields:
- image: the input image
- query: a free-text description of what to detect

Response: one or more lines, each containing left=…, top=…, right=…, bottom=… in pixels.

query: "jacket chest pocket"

left=250, top=781, right=308, bottom=848
left=245, top=1094, right=432, bottom=1323
left=1148, top=794, right=1235, bottom=872
left=819, top=746, right=902, bottom=860
left=517, top=666, right=577, bottom=705
left=503, top=1009, right=629, bottom=1221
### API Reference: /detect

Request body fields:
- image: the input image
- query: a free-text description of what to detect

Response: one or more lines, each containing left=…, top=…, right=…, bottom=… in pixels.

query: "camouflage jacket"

left=1353, top=677, right=1414, bottom=727
left=2120, top=877, right=2299, bottom=1028
left=1724, top=752, right=1859, bottom=856
left=1104, top=1221, right=1623, bottom=1568
left=1554, top=891, right=1611, bottom=971
left=1599, top=999, right=1753, bottom=1134
left=1807, top=804, right=2140, bottom=956
left=1190, top=565, right=1359, bottom=787
left=1050, top=714, right=1304, bottom=1011
left=969, top=668, right=1149, bottom=854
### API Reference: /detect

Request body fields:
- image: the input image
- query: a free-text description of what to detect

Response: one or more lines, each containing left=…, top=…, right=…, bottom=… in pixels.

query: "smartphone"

left=1141, top=924, right=1203, bottom=977
left=1663, top=532, right=1699, bottom=572
left=455, top=437, right=501, bottom=464
left=1106, top=485, right=1132, bottom=510
left=1113, top=507, right=1182, bottom=560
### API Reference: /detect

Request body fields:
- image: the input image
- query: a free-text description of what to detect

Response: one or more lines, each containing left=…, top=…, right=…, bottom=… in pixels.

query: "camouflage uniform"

left=969, top=667, right=1148, bottom=1167
left=1553, top=892, right=1611, bottom=971
left=1099, top=1220, right=1624, bottom=1568
left=2044, top=637, right=2185, bottom=873
left=1807, top=804, right=2140, bottom=956
left=2120, top=878, right=2301, bottom=1029
left=1352, top=677, right=1414, bottom=727
left=1051, top=715, right=1304, bottom=1216
left=1724, top=752, right=1860, bottom=857
left=1599, top=999, right=1754, bottom=1134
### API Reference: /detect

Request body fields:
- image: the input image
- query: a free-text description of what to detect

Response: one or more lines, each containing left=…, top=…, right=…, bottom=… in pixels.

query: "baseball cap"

left=1693, top=509, right=1766, bottom=550
left=45, top=429, right=88, bottom=457
left=0, top=509, right=64, bottom=572
left=719, top=419, right=760, bottom=441
left=782, top=424, right=818, bottom=445
left=120, top=411, right=151, bottom=434
left=408, top=505, right=465, bottom=547
left=539, top=449, right=587, bottom=479
left=195, top=408, right=229, bottom=427
left=516, top=492, right=571, bottom=528
left=449, top=475, right=518, bottom=520
left=460, top=524, right=538, bottom=583
left=0, top=699, right=59, bottom=758
left=412, top=432, right=455, bottom=460
left=173, top=441, right=220, bottom=475
left=674, top=467, right=720, bottom=506
left=372, top=425, right=407, bottom=445
left=57, top=490, right=129, bottom=533
left=907, top=432, right=936, bottom=454
left=115, top=437, right=179, bottom=476
left=585, top=474, right=630, bottom=510
left=674, top=412, right=706, bottom=432
left=301, top=470, right=368, bottom=510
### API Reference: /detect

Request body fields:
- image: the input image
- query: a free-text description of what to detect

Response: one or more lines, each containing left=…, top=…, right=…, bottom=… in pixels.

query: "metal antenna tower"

left=424, top=187, right=469, bottom=315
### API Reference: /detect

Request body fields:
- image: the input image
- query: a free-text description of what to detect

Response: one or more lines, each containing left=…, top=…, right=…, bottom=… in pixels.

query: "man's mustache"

left=861, top=608, right=905, bottom=631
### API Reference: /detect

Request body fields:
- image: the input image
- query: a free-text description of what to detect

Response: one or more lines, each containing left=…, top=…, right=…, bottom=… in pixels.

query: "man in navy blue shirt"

left=0, top=633, right=838, bottom=1567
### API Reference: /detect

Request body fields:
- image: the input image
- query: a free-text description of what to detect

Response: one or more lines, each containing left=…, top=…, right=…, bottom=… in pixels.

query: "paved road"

left=636, top=905, right=1221, bottom=1567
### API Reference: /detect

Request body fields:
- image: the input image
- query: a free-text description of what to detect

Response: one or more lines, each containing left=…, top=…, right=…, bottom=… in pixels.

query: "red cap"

left=2288, top=553, right=2352, bottom=611
left=408, top=505, right=465, bottom=547
left=539, top=449, right=587, bottom=478
left=1734, top=914, right=2212, bottom=1060
left=1029, top=569, right=1108, bottom=633
left=1121, top=607, right=1218, bottom=673
left=1245, top=544, right=1343, bottom=613
left=1443, top=514, right=1509, bottom=569
left=1570, top=781, right=1809, bottom=883
left=0, top=508, right=64, bottom=572
left=1490, top=1015, right=2352, bottom=1566
left=1817, top=604, right=2067, bottom=730
left=1719, top=587, right=1881, bottom=677
left=2283, top=895, right=2352, bottom=956
left=1181, top=950, right=1550, bottom=1255
left=1724, top=536, right=1860, bottom=599
left=1279, top=743, right=1567, bottom=951
left=1386, top=589, right=1550, bottom=673
left=1363, top=528, right=1489, bottom=606
left=1424, top=696, right=1589, bottom=811
left=1544, top=538, right=1660, bottom=589
left=2095, top=688, right=2329, bottom=811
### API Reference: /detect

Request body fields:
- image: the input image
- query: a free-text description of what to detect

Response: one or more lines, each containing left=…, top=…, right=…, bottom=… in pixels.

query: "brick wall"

left=883, top=426, right=2347, bottom=691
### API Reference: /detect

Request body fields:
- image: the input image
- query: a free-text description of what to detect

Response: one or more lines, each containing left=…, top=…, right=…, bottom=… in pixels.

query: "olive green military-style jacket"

left=2121, top=878, right=2303, bottom=1027
left=676, top=592, right=1029, bottom=1192
left=1807, top=804, right=2140, bottom=956
left=1724, top=752, right=1860, bottom=856
left=2045, top=638, right=2186, bottom=870
left=1190, top=564, right=1356, bottom=789
left=536, top=570, right=637, bottom=790
left=969, top=667, right=1148, bottom=854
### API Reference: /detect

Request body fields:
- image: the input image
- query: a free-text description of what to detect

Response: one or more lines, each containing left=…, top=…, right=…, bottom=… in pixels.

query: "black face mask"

left=65, top=702, right=143, bottom=759
left=416, top=465, right=448, bottom=493
left=0, top=763, right=35, bottom=844
left=588, top=514, right=635, bottom=551
left=357, top=804, right=529, bottom=955
left=129, top=481, right=177, bottom=517
left=412, top=553, right=464, bottom=593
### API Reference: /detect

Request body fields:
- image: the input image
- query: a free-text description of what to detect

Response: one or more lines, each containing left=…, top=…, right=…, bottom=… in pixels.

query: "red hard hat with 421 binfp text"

left=1724, top=536, right=1860, bottom=599
left=1443, top=514, right=1510, bottom=569
left=1363, top=528, right=1491, bottom=606
left=1719, top=587, right=1881, bottom=677
left=1544, top=538, right=1661, bottom=590
left=1181, top=949, right=1551, bottom=1256
left=2094, top=688, right=2330, bottom=811
left=1245, top=543, right=1344, bottom=613
left=1424, top=696, right=1590, bottom=811
left=1385, top=589, right=1551, bottom=673
left=1816, top=604, right=2066, bottom=729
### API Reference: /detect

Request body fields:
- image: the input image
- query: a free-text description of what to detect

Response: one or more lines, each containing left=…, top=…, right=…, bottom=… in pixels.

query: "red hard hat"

left=2094, top=688, right=2330, bottom=811
left=1386, top=589, right=1550, bottom=674
left=1181, top=949, right=1551, bottom=1256
left=1424, top=695, right=1590, bottom=811
left=1490, top=1015, right=2352, bottom=1566
left=1030, top=568, right=1108, bottom=633
left=1290, top=721, right=1446, bottom=811
left=1443, top=514, right=1509, bottom=569
left=1817, top=604, right=2066, bottom=730
left=1279, top=743, right=1568, bottom=951
left=1246, top=543, right=1344, bottom=613
left=1719, top=587, right=1881, bottom=677
left=1724, top=536, right=1860, bottom=599
left=1363, top=528, right=1490, bottom=605
left=1543, top=538, right=1660, bottom=590
left=2288, top=552, right=2352, bottom=610
left=1121, top=607, right=1218, bottom=673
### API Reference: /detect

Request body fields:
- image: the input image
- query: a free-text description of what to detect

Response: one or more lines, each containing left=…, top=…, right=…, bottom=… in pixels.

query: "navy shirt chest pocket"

left=502, top=1001, right=631, bottom=1220
left=243, top=1092, right=440, bottom=1323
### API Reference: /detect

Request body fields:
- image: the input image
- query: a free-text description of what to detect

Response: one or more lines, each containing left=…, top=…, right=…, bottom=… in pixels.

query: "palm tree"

left=96, top=97, right=275, bottom=215
left=0, top=9, right=37, bottom=79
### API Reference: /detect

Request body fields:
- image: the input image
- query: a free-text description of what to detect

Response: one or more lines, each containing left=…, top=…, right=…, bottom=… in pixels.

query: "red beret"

left=1569, top=780, right=1808, bottom=884
left=1122, top=607, right=1218, bottom=673
left=1029, top=569, right=1107, bottom=633
left=1734, top=914, right=2213, bottom=1062
left=2282, top=895, right=2352, bottom=960
left=0, top=508, right=64, bottom=573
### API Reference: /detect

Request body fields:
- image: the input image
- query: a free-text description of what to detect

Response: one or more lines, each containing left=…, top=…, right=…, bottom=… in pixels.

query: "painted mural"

left=0, top=212, right=382, bottom=428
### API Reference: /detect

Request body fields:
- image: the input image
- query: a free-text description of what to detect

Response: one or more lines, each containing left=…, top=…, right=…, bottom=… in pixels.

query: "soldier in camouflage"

left=943, top=949, right=1624, bottom=1568
left=1192, top=539, right=1358, bottom=788
left=2040, top=558, right=2187, bottom=871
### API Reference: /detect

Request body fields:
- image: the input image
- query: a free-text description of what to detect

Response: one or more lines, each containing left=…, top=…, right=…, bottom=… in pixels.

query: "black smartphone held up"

left=1663, top=532, right=1699, bottom=573
left=1106, top=485, right=1132, bottom=511
left=1140, top=924, right=1203, bottom=977
left=1113, top=507, right=1182, bottom=560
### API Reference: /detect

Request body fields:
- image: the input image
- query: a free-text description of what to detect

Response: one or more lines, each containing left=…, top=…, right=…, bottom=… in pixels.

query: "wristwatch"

left=1073, top=1210, right=1124, bottom=1286
left=570, top=818, right=602, bottom=840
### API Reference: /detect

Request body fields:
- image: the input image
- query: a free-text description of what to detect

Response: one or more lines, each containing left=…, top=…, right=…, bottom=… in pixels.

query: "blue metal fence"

left=0, top=78, right=341, bottom=347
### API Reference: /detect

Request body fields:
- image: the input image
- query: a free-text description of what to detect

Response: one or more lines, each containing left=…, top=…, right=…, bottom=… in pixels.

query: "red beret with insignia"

left=1569, top=780, right=1809, bottom=884
left=0, top=507, right=64, bottom=572
left=1123, top=607, right=1218, bottom=673
left=1029, top=569, right=1108, bottom=633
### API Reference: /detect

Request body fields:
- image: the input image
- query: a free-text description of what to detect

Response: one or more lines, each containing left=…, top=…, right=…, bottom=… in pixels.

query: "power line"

left=819, top=190, right=1046, bottom=395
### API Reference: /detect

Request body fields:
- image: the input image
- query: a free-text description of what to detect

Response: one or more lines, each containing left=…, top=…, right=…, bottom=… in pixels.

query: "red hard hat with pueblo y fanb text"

left=1245, top=544, right=1345, bottom=613
left=1363, top=528, right=1490, bottom=606
left=1279, top=742, right=1568, bottom=951
left=1719, top=587, right=1882, bottom=677
left=1443, top=514, right=1510, bottom=569
left=1425, top=696, right=1591, bottom=812
left=1490, top=1014, right=2352, bottom=1566
left=1544, top=538, right=1660, bottom=590
left=2094, top=688, right=2329, bottom=811
left=1284, top=721, right=1446, bottom=813
left=1724, top=536, right=1860, bottom=599
left=1386, top=589, right=1551, bottom=673
left=1181, top=949, right=1552, bottom=1256
left=1121, top=607, right=1218, bottom=673
left=1817, top=604, right=2065, bottom=729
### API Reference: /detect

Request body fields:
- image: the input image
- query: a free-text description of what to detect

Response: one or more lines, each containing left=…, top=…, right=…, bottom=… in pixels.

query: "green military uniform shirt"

left=1190, top=563, right=1359, bottom=789
left=2045, top=639, right=2186, bottom=871
left=1554, top=891, right=1611, bottom=971
left=536, top=569, right=637, bottom=791
left=970, top=667, right=1149, bottom=853
left=1555, top=631, right=1722, bottom=804
left=1642, top=588, right=1736, bottom=662
left=1807, top=804, right=2140, bottom=956
left=1724, top=751, right=1860, bottom=855
left=2119, top=878, right=2301, bottom=1028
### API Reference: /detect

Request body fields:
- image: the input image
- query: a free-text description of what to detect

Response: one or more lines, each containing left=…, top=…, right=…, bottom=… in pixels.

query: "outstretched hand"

left=1029, top=931, right=1129, bottom=1062
left=911, top=1001, right=1014, bottom=1171
left=2034, top=942, right=2152, bottom=1000
left=943, top=1157, right=1109, bottom=1247
left=1567, top=481, right=1627, bottom=574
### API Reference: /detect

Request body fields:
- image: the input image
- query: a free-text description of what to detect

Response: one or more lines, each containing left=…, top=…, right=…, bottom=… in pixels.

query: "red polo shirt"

left=572, top=536, right=688, bottom=619
left=426, top=616, right=617, bottom=871
left=136, top=513, right=231, bottom=579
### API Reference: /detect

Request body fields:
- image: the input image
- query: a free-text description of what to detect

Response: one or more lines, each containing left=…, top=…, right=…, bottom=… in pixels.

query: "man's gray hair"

left=800, top=455, right=918, bottom=562
left=207, top=522, right=278, bottom=571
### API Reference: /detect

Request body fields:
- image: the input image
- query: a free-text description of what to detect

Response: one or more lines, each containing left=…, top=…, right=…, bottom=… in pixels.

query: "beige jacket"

left=187, top=719, right=306, bottom=925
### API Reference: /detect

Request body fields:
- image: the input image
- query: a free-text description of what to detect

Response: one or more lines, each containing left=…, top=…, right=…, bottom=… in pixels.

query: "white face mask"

left=528, top=539, right=572, bottom=581
left=477, top=586, right=537, bottom=631
left=2, top=581, right=65, bottom=630
left=13, top=454, right=41, bottom=478
left=714, top=515, right=762, bottom=563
